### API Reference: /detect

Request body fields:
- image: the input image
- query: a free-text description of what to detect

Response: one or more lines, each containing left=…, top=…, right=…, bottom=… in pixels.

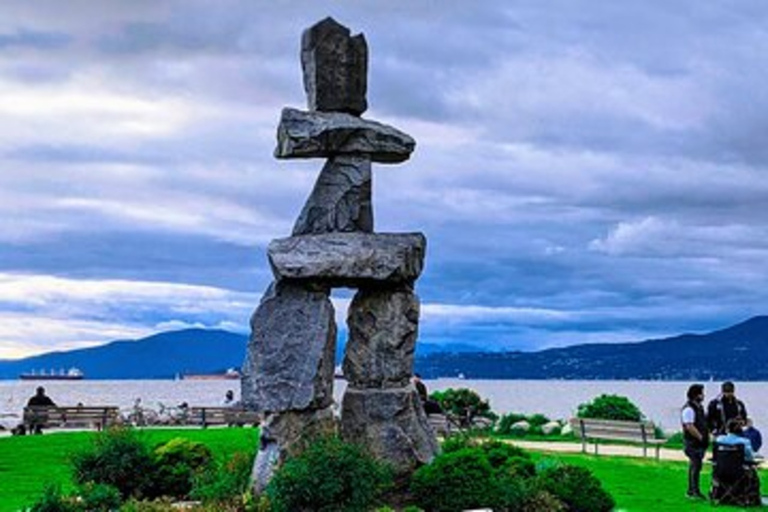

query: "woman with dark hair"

left=681, top=383, right=708, bottom=499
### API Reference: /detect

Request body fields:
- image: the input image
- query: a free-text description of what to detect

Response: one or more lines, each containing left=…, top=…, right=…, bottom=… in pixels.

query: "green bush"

left=537, top=465, right=615, bottom=512
left=497, top=412, right=556, bottom=437
left=440, top=435, right=473, bottom=454
left=79, top=483, right=123, bottom=511
left=72, top=427, right=155, bottom=499
left=411, top=448, right=503, bottom=512
left=265, top=436, right=392, bottom=512
left=521, top=490, right=566, bottom=512
left=28, top=484, right=79, bottom=512
left=191, top=451, right=253, bottom=503
left=479, top=440, right=531, bottom=471
left=576, top=394, right=642, bottom=422
left=430, top=388, right=494, bottom=428
left=149, top=438, right=213, bottom=499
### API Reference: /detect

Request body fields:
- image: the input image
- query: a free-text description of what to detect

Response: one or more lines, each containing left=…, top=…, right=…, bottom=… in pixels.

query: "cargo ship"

left=179, top=368, right=240, bottom=380
left=19, top=367, right=85, bottom=380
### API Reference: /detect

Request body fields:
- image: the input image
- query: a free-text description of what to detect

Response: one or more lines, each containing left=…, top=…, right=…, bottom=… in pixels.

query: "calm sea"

left=1, top=379, right=766, bottom=434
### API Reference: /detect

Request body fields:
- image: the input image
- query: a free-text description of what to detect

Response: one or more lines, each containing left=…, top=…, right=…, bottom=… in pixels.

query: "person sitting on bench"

left=26, top=386, right=57, bottom=435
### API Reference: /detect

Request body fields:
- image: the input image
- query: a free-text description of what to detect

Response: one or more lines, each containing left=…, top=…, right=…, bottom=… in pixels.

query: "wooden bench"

left=187, top=407, right=261, bottom=428
left=23, top=405, right=120, bottom=431
left=570, top=417, right=666, bottom=459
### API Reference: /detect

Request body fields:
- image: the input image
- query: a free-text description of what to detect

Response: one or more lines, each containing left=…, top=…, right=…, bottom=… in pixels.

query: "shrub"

left=191, top=451, right=253, bottom=503
left=497, top=412, right=555, bottom=437
left=265, top=436, right=392, bottom=512
left=28, top=484, right=79, bottom=512
left=72, top=427, right=155, bottom=499
left=440, top=435, right=473, bottom=454
left=521, top=490, right=566, bottom=512
left=149, top=438, right=213, bottom=499
left=479, top=440, right=531, bottom=471
left=411, top=448, right=503, bottom=512
left=430, top=388, right=494, bottom=428
left=79, top=483, right=123, bottom=511
left=576, top=394, right=642, bottom=422
left=537, top=465, right=615, bottom=512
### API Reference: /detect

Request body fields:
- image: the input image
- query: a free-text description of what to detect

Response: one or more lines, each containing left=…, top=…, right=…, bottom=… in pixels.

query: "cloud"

left=1, top=1, right=767, bottom=356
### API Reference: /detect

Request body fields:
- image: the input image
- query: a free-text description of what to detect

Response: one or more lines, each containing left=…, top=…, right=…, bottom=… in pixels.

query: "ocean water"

left=1, top=378, right=766, bottom=434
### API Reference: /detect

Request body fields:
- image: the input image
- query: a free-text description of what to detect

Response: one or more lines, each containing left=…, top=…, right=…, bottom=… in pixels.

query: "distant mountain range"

left=1, top=316, right=766, bottom=380
left=0, top=329, right=481, bottom=380
left=416, top=316, right=768, bottom=380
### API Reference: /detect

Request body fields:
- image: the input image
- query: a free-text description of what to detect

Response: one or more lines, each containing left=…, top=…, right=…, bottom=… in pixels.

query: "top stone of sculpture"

left=301, top=17, right=368, bottom=116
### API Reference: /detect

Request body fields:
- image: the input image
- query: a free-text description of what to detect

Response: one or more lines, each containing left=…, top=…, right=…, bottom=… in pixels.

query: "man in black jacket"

left=682, top=383, right=709, bottom=499
left=707, top=381, right=748, bottom=436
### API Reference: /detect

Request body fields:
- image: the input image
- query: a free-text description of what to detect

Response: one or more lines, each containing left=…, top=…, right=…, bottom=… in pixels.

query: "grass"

left=531, top=450, right=764, bottom=512
left=0, top=428, right=762, bottom=512
left=0, top=427, right=258, bottom=512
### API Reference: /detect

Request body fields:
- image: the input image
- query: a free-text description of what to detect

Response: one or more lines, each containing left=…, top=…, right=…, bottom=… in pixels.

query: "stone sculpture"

left=242, top=17, right=438, bottom=493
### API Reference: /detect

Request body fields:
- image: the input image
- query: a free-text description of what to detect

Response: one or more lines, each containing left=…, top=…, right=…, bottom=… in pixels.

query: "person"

left=412, top=374, right=442, bottom=415
left=26, top=386, right=57, bottom=435
left=681, top=383, right=709, bottom=500
left=716, top=418, right=756, bottom=462
left=742, top=418, right=763, bottom=453
left=707, top=381, right=748, bottom=436
left=714, top=418, right=761, bottom=505
left=222, top=390, right=236, bottom=407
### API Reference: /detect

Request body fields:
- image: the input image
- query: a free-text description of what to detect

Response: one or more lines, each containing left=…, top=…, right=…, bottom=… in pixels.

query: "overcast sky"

left=1, top=1, right=767, bottom=359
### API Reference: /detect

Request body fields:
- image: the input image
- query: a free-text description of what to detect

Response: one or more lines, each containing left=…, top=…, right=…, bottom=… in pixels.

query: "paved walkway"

left=505, top=439, right=688, bottom=462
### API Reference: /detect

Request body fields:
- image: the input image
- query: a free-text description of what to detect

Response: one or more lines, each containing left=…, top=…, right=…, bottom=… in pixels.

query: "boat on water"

left=180, top=368, right=240, bottom=380
left=19, top=367, right=85, bottom=381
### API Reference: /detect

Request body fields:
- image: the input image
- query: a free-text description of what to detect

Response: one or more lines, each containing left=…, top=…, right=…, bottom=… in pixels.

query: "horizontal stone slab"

left=275, top=107, right=415, bottom=163
left=268, top=232, right=426, bottom=286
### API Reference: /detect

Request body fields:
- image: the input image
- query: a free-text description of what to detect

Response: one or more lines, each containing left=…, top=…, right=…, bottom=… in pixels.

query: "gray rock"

left=275, top=108, right=415, bottom=163
left=268, top=232, right=426, bottom=286
left=252, top=406, right=337, bottom=493
left=511, top=420, right=531, bottom=433
left=292, top=155, right=373, bottom=235
left=301, top=17, right=367, bottom=115
left=341, top=385, right=439, bottom=475
left=343, top=287, right=419, bottom=388
left=241, top=281, right=336, bottom=413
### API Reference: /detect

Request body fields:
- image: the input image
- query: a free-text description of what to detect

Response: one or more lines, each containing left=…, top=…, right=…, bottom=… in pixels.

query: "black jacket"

left=682, top=400, right=709, bottom=449
left=707, top=395, right=747, bottom=435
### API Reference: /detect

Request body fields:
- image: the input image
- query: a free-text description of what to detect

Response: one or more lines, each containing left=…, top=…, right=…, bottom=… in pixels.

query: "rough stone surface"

left=252, top=406, right=337, bottom=493
left=343, top=287, right=419, bottom=388
left=301, top=17, right=367, bottom=115
left=275, top=107, right=415, bottom=163
left=241, top=281, right=336, bottom=413
left=268, top=232, right=426, bottom=286
left=292, top=155, right=373, bottom=235
left=340, top=385, right=439, bottom=474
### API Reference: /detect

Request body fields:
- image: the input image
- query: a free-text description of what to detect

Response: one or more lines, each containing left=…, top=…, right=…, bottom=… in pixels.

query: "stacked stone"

left=241, top=17, right=438, bottom=491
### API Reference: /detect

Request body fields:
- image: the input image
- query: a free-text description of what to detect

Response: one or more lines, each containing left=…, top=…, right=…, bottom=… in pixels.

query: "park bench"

left=187, top=406, right=261, bottom=428
left=23, top=405, right=120, bottom=431
left=570, top=417, right=666, bottom=459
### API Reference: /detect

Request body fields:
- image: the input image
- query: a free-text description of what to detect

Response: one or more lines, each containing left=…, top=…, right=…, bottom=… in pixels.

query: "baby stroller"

left=710, top=442, right=761, bottom=507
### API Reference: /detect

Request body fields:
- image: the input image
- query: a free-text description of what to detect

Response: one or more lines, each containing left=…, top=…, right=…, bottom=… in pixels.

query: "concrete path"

left=505, top=439, right=688, bottom=462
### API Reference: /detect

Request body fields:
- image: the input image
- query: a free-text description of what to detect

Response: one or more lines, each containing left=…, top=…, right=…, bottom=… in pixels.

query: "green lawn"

left=0, top=430, right=763, bottom=512
left=532, top=451, right=764, bottom=512
left=0, top=427, right=258, bottom=512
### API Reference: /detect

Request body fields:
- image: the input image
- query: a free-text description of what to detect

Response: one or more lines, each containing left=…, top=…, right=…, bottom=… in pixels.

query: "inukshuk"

left=241, top=17, right=439, bottom=491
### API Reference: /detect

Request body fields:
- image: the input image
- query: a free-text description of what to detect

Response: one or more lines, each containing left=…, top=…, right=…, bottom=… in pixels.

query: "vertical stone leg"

left=241, top=281, right=338, bottom=491
left=340, top=286, right=439, bottom=475
left=241, top=281, right=336, bottom=413
left=252, top=406, right=337, bottom=493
